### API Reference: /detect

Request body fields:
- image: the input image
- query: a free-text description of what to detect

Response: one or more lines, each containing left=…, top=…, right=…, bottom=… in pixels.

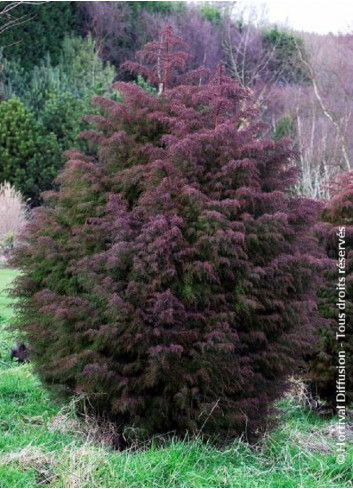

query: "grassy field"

left=0, top=266, right=353, bottom=488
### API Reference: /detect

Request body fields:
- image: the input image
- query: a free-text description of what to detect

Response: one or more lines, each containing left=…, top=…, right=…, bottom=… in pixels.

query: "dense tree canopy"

left=0, top=1, right=79, bottom=70
left=0, top=97, right=62, bottom=205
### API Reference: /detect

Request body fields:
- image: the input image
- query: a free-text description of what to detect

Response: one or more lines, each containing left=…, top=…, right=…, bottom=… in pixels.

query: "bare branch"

left=0, top=1, right=45, bottom=36
left=295, top=39, right=351, bottom=171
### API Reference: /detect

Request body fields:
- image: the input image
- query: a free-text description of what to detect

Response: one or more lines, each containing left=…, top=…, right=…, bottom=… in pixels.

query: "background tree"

left=2, top=34, right=115, bottom=115
left=0, top=1, right=79, bottom=69
left=266, top=83, right=344, bottom=198
left=0, top=97, right=61, bottom=205
left=0, top=35, right=116, bottom=203
left=222, top=9, right=309, bottom=106
left=0, top=1, right=36, bottom=35
left=296, top=34, right=352, bottom=173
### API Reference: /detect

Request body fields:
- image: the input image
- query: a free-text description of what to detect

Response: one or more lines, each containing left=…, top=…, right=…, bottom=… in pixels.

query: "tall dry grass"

left=0, top=182, right=26, bottom=242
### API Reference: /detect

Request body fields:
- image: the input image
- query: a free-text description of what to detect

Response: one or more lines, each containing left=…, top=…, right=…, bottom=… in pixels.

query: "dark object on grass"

left=10, top=342, right=29, bottom=363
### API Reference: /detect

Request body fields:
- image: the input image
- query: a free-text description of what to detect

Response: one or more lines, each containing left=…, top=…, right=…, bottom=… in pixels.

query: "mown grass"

left=0, top=265, right=18, bottom=370
left=0, top=266, right=352, bottom=488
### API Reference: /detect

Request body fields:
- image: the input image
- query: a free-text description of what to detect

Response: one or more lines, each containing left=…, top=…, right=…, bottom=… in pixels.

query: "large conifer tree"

left=12, top=27, right=323, bottom=441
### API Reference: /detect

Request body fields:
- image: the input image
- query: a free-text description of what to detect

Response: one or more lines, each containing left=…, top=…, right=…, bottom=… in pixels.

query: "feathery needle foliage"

left=11, top=27, right=324, bottom=442
left=308, top=171, right=353, bottom=408
left=2, top=272, right=352, bottom=488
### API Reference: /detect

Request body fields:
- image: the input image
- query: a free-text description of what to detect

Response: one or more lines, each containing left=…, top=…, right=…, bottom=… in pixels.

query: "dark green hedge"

left=0, top=1, right=80, bottom=69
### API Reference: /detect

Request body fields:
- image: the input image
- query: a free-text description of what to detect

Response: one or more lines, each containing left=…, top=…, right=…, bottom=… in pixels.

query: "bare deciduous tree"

left=0, top=1, right=43, bottom=37
left=296, top=36, right=352, bottom=172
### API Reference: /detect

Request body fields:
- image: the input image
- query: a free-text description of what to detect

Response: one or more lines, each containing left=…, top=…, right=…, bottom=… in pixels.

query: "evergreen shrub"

left=0, top=98, right=62, bottom=204
left=12, top=28, right=323, bottom=441
left=0, top=2, right=79, bottom=70
left=308, top=172, right=353, bottom=409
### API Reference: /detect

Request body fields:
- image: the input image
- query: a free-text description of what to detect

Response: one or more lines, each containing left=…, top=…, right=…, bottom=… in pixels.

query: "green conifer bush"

left=0, top=98, right=62, bottom=205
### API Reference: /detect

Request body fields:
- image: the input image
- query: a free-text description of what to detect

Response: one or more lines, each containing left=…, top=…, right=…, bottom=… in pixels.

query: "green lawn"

left=0, top=267, right=352, bottom=488
left=0, top=266, right=17, bottom=323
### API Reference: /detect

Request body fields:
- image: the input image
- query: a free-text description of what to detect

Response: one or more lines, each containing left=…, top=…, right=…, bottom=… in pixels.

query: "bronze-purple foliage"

left=11, top=27, right=323, bottom=441
left=308, top=172, right=353, bottom=409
